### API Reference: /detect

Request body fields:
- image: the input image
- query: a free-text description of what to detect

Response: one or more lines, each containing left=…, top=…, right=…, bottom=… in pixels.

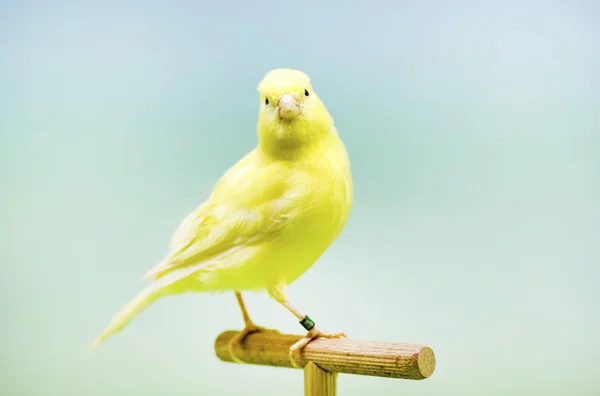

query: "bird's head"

left=256, top=69, right=335, bottom=155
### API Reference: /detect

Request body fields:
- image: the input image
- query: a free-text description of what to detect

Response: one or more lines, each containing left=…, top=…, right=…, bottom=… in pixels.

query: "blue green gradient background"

left=1, top=1, right=599, bottom=395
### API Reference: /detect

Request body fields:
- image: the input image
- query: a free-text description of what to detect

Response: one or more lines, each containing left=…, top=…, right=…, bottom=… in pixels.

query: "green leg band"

left=300, top=315, right=315, bottom=331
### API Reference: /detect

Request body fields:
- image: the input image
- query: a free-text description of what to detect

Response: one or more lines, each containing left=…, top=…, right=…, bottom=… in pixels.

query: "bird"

left=90, top=68, right=353, bottom=367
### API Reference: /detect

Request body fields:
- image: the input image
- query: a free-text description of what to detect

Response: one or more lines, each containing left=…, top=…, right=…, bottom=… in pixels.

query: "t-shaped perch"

left=214, top=330, right=435, bottom=395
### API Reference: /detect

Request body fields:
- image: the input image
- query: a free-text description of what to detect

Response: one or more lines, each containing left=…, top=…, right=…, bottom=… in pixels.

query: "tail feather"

left=90, top=287, right=159, bottom=349
left=90, top=251, right=229, bottom=350
left=90, top=260, right=210, bottom=350
left=143, top=258, right=169, bottom=280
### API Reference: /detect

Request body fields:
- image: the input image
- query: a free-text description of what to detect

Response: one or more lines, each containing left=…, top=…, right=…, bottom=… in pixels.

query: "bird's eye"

left=304, top=89, right=309, bottom=96
left=265, top=98, right=269, bottom=105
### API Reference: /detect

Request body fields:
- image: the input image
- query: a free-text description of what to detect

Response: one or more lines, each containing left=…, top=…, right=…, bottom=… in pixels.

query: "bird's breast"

left=272, top=146, right=352, bottom=283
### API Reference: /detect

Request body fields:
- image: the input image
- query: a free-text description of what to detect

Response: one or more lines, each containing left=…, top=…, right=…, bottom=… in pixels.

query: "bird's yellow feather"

left=91, top=68, right=353, bottom=348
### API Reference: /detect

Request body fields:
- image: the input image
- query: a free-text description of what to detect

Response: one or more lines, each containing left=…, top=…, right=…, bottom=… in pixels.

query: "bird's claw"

left=288, top=328, right=347, bottom=368
left=228, top=323, right=280, bottom=363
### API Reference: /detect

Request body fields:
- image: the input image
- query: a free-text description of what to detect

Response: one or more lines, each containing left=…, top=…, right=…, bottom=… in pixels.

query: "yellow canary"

left=91, top=68, right=353, bottom=366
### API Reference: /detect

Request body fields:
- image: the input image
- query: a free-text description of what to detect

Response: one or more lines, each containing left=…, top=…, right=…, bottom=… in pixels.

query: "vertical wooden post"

left=304, top=362, right=337, bottom=396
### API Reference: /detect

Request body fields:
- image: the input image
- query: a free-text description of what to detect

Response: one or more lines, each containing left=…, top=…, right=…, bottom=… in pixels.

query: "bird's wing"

left=143, top=153, right=300, bottom=280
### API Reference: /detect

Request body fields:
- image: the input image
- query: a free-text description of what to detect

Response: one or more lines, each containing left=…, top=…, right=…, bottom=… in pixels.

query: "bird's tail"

left=90, top=287, right=159, bottom=349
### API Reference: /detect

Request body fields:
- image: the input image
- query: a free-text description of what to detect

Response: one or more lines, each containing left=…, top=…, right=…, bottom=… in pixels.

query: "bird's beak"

left=278, top=94, right=301, bottom=119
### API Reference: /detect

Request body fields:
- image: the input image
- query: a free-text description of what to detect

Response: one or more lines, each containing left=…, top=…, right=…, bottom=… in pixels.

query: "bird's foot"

left=228, top=323, right=280, bottom=363
left=288, top=327, right=347, bottom=368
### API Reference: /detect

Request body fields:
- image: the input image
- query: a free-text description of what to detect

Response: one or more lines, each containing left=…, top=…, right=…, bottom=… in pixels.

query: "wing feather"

left=143, top=154, right=298, bottom=280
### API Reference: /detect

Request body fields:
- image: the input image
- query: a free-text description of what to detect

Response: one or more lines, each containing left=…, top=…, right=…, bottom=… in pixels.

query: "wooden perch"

left=214, top=330, right=435, bottom=380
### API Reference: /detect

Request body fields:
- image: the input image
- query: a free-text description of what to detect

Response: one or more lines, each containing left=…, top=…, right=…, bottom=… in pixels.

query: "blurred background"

left=1, top=1, right=598, bottom=395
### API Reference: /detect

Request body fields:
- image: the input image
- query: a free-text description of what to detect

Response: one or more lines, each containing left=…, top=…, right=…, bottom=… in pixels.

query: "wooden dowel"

left=304, top=362, right=337, bottom=396
left=214, top=330, right=435, bottom=380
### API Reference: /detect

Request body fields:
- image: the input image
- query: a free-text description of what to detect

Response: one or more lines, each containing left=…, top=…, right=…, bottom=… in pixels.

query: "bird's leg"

left=227, top=291, right=279, bottom=363
left=280, top=300, right=347, bottom=367
left=268, top=281, right=346, bottom=368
